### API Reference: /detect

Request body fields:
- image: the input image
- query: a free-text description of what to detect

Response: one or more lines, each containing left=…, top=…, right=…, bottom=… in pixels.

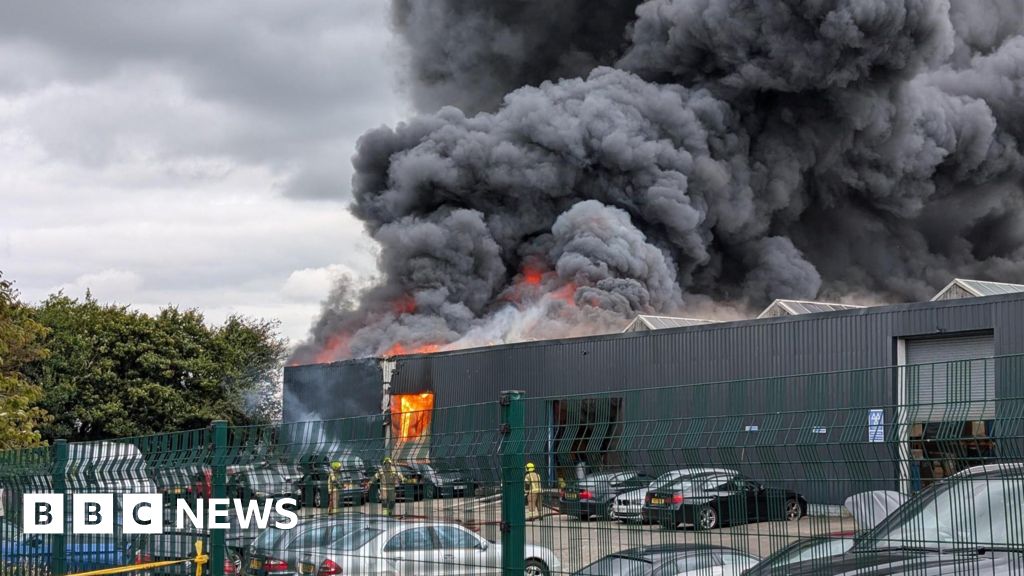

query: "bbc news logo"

left=23, top=494, right=298, bottom=534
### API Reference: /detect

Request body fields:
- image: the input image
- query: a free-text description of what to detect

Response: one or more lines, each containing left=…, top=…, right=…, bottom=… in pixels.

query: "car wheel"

left=696, top=505, right=718, bottom=530
left=524, top=559, right=549, bottom=576
left=785, top=498, right=803, bottom=521
left=229, top=550, right=242, bottom=575
left=425, top=485, right=436, bottom=500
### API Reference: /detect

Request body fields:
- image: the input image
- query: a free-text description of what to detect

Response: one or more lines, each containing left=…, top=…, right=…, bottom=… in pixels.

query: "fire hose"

left=63, top=540, right=208, bottom=576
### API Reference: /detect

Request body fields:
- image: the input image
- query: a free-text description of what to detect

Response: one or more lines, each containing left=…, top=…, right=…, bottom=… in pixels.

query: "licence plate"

left=565, top=493, right=578, bottom=500
left=249, top=559, right=263, bottom=570
left=650, top=497, right=665, bottom=505
left=343, top=483, right=353, bottom=489
left=299, top=563, right=315, bottom=575
left=453, top=485, right=465, bottom=490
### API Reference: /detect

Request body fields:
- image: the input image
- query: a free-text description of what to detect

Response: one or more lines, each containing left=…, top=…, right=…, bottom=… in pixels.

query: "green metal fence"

left=2, top=354, right=1024, bottom=575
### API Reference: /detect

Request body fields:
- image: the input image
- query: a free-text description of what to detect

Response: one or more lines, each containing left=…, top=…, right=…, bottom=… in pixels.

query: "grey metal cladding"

left=390, top=293, right=1024, bottom=405
left=283, top=358, right=384, bottom=422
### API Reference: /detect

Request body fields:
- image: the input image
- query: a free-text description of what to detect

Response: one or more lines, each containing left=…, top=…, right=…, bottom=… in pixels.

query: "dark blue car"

left=1, top=518, right=139, bottom=573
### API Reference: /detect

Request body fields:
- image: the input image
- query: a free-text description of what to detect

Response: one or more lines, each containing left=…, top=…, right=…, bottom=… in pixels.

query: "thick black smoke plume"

left=290, top=0, right=1024, bottom=364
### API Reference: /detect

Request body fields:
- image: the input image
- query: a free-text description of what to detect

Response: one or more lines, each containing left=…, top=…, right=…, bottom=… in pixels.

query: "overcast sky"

left=0, top=1, right=411, bottom=344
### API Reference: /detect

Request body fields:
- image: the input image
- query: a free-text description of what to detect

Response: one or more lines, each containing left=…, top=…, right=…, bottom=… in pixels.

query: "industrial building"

left=284, top=279, right=1024, bottom=504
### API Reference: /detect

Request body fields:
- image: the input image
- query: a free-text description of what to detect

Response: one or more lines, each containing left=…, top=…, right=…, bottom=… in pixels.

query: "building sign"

left=868, top=409, right=885, bottom=443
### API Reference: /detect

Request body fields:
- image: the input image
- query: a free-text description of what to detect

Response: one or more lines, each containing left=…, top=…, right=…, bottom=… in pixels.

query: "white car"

left=611, top=468, right=735, bottom=523
left=298, top=518, right=560, bottom=575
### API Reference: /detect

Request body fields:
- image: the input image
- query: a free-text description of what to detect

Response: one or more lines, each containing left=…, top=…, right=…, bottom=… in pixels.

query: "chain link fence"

left=2, top=354, right=1023, bottom=575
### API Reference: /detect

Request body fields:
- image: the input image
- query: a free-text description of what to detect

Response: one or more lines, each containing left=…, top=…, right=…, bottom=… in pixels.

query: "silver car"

left=297, top=519, right=561, bottom=576
left=767, top=463, right=1024, bottom=575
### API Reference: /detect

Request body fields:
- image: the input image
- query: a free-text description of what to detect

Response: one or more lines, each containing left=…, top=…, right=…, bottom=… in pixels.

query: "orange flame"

left=522, top=266, right=543, bottom=286
left=391, top=393, right=434, bottom=441
left=551, top=282, right=577, bottom=306
left=384, top=342, right=443, bottom=357
left=392, top=295, right=417, bottom=315
left=296, top=333, right=350, bottom=365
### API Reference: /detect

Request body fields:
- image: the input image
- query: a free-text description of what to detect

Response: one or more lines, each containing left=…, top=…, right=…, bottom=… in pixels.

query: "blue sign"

left=868, top=409, right=884, bottom=443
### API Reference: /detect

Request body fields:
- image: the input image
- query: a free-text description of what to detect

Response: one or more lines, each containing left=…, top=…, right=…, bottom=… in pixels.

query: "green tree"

left=0, top=273, right=50, bottom=449
left=31, top=294, right=286, bottom=441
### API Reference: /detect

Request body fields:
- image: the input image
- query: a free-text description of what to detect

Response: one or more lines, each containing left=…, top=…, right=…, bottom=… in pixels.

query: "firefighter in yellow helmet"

left=525, top=462, right=542, bottom=520
left=373, top=456, right=405, bottom=517
left=328, top=461, right=342, bottom=514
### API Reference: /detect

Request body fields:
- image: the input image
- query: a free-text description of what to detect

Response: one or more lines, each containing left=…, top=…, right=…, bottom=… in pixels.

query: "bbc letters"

left=23, top=494, right=298, bottom=534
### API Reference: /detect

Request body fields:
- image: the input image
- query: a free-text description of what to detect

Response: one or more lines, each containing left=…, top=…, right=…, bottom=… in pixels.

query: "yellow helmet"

left=331, top=461, right=342, bottom=470
left=383, top=456, right=392, bottom=464
left=526, top=462, right=535, bottom=471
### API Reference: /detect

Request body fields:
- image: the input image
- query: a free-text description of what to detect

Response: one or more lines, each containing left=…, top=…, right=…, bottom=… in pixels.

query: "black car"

left=228, top=464, right=301, bottom=507
left=572, top=544, right=759, bottom=575
left=643, top=469, right=804, bottom=530
left=560, top=471, right=655, bottom=520
left=763, top=463, right=1024, bottom=575
left=293, top=454, right=368, bottom=509
left=407, top=462, right=473, bottom=498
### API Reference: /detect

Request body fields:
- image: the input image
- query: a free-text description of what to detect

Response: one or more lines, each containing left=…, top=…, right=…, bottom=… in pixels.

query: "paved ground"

left=318, top=496, right=857, bottom=573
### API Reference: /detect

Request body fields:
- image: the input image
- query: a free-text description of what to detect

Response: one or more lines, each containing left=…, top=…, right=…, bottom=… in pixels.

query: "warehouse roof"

left=757, top=299, right=865, bottom=319
left=931, top=278, right=1024, bottom=301
left=622, top=315, right=717, bottom=333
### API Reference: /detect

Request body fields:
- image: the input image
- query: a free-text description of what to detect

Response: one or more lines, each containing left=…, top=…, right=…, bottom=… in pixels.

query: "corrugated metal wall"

left=283, top=358, right=383, bottom=422
left=285, top=293, right=1024, bottom=504
left=389, top=294, right=1024, bottom=403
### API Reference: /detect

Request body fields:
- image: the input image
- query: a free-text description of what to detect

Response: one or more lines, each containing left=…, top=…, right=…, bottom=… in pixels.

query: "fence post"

left=210, top=421, right=228, bottom=576
left=500, top=390, right=525, bottom=576
left=52, top=439, right=68, bottom=576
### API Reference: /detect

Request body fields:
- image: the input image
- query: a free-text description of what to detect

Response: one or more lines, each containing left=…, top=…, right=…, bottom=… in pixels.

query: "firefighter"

left=327, top=461, right=342, bottom=514
left=373, top=456, right=405, bottom=517
left=525, top=462, right=542, bottom=520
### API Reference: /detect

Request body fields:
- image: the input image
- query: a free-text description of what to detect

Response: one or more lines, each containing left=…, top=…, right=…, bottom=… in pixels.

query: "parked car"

left=743, top=489, right=905, bottom=575
left=244, top=513, right=365, bottom=576
left=1, top=517, right=144, bottom=574
left=741, top=533, right=857, bottom=575
left=572, top=544, right=759, bottom=575
left=149, top=464, right=207, bottom=498
left=401, top=462, right=473, bottom=499
left=643, top=469, right=805, bottom=530
left=611, top=468, right=734, bottom=523
left=293, top=454, right=368, bottom=509
left=141, top=507, right=265, bottom=576
left=756, top=463, right=1024, bottom=575
left=229, top=464, right=301, bottom=507
left=298, top=519, right=561, bottom=576
left=561, top=471, right=655, bottom=520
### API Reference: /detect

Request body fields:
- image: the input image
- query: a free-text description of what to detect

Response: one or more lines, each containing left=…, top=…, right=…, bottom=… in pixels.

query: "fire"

left=392, top=295, right=417, bottom=315
left=383, top=342, right=443, bottom=357
left=301, top=333, right=350, bottom=365
left=551, top=282, right=577, bottom=306
left=522, top=266, right=543, bottom=286
left=391, top=393, right=435, bottom=442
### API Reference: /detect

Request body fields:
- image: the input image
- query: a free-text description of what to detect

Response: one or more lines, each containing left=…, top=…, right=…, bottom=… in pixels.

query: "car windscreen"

left=756, top=536, right=854, bottom=569
left=575, top=555, right=652, bottom=576
left=857, top=475, right=1024, bottom=551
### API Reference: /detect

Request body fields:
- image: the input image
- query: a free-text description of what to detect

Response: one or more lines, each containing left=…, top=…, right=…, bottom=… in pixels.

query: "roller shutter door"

left=905, top=334, right=995, bottom=422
